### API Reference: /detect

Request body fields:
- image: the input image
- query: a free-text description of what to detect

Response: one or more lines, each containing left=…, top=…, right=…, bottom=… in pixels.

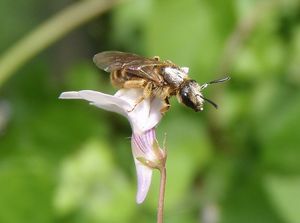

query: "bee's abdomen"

left=110, top=70, right=127, bottom=88
left=111, top=69, right=139, bottom=88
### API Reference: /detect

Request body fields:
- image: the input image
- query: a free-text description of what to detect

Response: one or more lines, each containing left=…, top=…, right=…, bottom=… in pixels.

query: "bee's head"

left=177, top=80, right=204, bottom=112
left=178, top=77, right=230, bottom=112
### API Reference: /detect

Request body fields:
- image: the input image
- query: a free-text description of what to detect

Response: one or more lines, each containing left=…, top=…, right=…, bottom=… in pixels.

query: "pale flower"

left=59, top=88, right=166, bottom=203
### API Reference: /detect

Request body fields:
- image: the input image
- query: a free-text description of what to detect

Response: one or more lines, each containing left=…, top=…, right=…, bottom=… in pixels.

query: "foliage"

left=0, top=0, right=300, bottom=222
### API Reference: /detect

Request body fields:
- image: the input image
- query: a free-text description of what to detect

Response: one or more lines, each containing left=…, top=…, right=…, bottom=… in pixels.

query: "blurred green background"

left=0, top=0, right=300, bottom=222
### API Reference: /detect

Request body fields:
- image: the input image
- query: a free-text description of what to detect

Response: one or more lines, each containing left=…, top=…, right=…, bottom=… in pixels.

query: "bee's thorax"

left=163, top=67, right=188, bottom=87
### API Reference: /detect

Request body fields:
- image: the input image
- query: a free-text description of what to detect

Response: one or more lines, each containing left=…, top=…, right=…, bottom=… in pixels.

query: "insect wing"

left=93, top=51, right=143, bottom=72
left=93, top=51, right=164, bottom=83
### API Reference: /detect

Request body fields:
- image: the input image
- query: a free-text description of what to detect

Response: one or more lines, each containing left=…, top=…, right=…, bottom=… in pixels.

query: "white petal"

left=60, top=88, right=164, bottom=134
left=114, top=88, right=143, bottom=105
left=127, top=100, right=152, bottom=133
left=59, top=91, right=82, bottom=99
left=146, top=97, right=164, bottom=130
left=59, top=90, right=131, bottom=117
left=127, top=96, right=163, bottom=134
left=134, top=160, right=153, bottom=204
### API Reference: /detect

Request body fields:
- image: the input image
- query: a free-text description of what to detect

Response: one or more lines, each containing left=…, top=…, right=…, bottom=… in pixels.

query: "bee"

left=93, top=51, right=230, bottom=113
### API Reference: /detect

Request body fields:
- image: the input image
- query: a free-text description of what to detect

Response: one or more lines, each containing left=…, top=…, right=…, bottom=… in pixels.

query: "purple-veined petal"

left=131, top=129, right=161, bottom=204
left=131, top=128, right=157, bottom=160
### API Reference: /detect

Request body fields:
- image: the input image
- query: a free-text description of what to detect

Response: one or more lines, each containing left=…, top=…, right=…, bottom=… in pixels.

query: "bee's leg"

left=123, top=80, right=152, bottom=112
left=122, top=79, right=147, bottom=89
left=143, top=81, right=153, bottom=98
left=160, top=98, right=170, bottom=114
left=130, top=82, right=152, bottom=112
left=151, top=86, right=171, bottom=114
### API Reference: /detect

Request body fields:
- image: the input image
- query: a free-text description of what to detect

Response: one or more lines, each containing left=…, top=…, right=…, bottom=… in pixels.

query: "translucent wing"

left=93, top=51, right=167, bottom=83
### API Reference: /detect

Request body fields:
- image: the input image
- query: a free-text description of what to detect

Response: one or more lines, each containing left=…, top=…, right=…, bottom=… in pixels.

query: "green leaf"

left=258, top=93, right=300, bottom=172
left=264, top=175, right=300, bottom=223
left=0, top=157, right=54, bottom=223
left=54, top=139, right=136, bottom=223
left=144, top=0, right=221, bottom=80
left=221, top=177, right=282, bottom=223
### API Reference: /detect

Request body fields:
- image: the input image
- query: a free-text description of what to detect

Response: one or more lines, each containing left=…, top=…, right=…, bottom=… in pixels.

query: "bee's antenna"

left=208, top=76, right=231, bottom=84
left=200, top=76, right=231, bottom=90
left=198, top=95, right=218, bottom=109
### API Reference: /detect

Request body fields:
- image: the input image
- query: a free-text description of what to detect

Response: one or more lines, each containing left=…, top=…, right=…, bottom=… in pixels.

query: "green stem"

left=0, top=0, right=121, bottom=87
left=157, top=166, right=166, bottom=223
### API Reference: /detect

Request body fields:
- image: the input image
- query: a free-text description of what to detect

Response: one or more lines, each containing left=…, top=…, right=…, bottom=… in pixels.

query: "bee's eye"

left=180, top=89, right=194, bottom=109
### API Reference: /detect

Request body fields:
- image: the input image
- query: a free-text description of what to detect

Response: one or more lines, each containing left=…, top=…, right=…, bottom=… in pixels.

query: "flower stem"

left=157, top=166, right=166, bottom=223
left=0, top=0, right=122, bottom=87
